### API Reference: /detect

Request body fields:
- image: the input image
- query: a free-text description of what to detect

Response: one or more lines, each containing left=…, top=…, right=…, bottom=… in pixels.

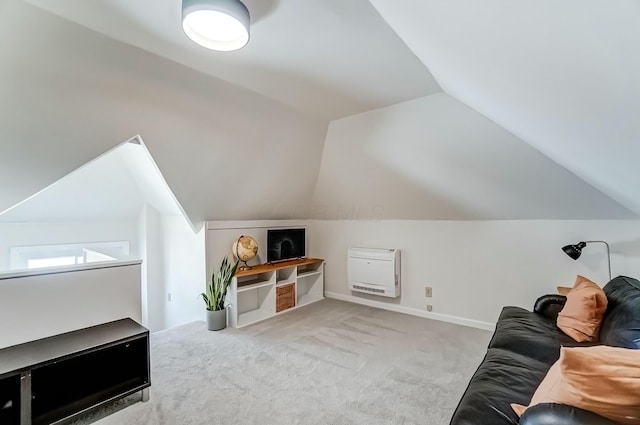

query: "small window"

left=9, top=241, right=129, bottom=271
left=27, top=256, right=83, bottom=269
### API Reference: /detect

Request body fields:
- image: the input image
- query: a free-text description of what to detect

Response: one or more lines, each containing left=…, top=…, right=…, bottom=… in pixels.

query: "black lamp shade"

left=562, top=242, right=587, bottom=260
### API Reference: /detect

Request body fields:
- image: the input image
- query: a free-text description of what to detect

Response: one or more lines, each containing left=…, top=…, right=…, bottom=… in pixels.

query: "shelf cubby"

left=276, top=267, right=296, bottom=286
left=236, top=271, right=274, bottom=289
left=297, top=270, right=322, bottom=279
left=237, top=280, right=274, bottom=293
left=297, top=260, right=322, bottom=275
left=237, top=305, right=274, bottom=327
left=236, top=283, right=275, bottom=327
left=297, top=264, right=324, bottom=307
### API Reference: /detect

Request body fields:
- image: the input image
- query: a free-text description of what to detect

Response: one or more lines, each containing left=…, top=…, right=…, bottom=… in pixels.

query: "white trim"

left=206, top=220, right=308, bottom=231
left=325, top=291, right=496, bottom=332
left=0, top=259, right=142, bottom=281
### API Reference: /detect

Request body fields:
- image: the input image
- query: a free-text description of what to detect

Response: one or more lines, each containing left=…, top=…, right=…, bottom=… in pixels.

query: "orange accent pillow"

left=511, top=346, right=640, bottom=424
left=557, top=275, right=607, bottom=342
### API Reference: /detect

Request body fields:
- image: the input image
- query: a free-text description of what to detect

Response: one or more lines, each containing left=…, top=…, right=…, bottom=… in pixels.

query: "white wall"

left=0, top=261, right=142, bottom=349
left=137, top=204, right=166, bottom=332
left=312, top=93, right=636, bottom=220
left=310, top=220, right=640, bottom=328
left=137, top=209, right=149, bottom=327
left=163, top=215, right=206, bottom=329
left=205, top=220, right=309, bottom=278
left=0, top=221, right=139, bottom=271
left=138, top=208, right=206, bottom=331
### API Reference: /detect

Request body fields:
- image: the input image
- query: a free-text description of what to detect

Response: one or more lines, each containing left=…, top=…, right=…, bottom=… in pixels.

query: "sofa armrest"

left=520, top=403, right=620, bottom=425
left=533, top=294, right=567, bottom=320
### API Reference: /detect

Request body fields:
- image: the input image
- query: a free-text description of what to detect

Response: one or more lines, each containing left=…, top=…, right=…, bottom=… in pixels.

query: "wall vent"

left=347, top=247, right=400, bottom=298
left=351, top=285, right=385, bottom=294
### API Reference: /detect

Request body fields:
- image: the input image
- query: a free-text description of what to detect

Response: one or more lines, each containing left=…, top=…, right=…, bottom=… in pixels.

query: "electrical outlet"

left=425, top=286, right=432, bottom=297
left=426, top=304, right=433, bottom=312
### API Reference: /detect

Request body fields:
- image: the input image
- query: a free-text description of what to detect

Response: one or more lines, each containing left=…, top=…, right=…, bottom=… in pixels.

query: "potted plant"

left=201, top=255, right=239, bottom=331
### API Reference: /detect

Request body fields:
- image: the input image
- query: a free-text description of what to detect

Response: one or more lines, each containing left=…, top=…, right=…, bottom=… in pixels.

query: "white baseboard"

left=324, top=291, right=496, bottom=332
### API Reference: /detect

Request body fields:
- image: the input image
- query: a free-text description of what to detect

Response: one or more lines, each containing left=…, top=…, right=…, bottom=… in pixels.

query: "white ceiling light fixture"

left=182, top=0, right=250, bottom=52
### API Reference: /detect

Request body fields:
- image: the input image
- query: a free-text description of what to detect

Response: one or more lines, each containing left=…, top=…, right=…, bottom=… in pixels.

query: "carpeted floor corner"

left=78, top=299, right=491, bottom=425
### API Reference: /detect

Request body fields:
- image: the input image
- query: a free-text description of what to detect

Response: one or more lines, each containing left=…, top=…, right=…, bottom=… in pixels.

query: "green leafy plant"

left=200, top=256, right=239, bottom=311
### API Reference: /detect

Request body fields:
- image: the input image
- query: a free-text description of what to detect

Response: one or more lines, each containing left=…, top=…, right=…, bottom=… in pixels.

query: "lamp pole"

left=585, top=240, right=612, bottom=281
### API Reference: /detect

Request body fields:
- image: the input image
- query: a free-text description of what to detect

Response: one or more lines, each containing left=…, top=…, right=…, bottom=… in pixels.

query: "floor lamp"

left=562, top=240, right=612, bottom=281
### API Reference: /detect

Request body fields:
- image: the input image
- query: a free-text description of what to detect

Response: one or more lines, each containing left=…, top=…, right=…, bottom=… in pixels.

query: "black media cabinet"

left=0, top=318, right=150, bottom=425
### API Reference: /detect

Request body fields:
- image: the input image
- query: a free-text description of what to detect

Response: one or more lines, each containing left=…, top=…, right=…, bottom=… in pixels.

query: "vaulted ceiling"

left=1, top=0, right=638, bottom=226
left=368, top=0, right=640, bottom=216
left=24, top=0, right=440, bottom=121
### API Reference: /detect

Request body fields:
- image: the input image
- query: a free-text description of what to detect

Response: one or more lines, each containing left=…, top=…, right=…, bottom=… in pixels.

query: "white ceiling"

left=368, top=0, right=640, bottom=215
left=24, top=0, right=440, bottom=121
left=3, top=0, right=638, bottom=224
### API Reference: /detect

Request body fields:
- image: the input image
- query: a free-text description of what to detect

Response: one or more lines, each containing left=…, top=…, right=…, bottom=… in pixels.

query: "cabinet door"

left=0, top=374, right=20, bottom=425
left=31, top=336, right=149, bottom=425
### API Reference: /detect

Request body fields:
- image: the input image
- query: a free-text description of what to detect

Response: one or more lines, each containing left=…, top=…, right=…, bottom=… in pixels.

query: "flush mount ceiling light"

left=182, top=0, right=250, bottom=52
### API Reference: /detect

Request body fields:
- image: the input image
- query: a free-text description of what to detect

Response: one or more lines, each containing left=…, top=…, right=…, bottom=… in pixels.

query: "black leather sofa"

left=449, top=276, right=640, bottom=425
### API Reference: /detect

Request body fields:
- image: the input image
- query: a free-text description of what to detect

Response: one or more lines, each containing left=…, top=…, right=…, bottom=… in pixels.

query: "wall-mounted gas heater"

left=347, top=247, right=400, bottom=298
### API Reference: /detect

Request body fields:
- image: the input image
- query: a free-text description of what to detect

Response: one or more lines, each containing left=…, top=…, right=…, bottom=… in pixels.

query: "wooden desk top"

left=236, top=258, right=323, bottom=277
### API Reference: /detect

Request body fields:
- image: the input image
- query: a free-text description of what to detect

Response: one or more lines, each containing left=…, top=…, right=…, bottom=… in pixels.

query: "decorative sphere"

left=232, top=235, right=258, bottom=262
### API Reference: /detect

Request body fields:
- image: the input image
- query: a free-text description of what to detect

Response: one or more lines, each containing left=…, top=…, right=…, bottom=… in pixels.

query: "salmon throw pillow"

left=511, top=346, right=640, bottom=424
left=557, top=275, right=607, bottom=342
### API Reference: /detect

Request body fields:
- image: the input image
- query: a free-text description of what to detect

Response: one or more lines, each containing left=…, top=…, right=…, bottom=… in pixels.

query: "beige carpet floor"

left=81, top=299, right=491, bottom=425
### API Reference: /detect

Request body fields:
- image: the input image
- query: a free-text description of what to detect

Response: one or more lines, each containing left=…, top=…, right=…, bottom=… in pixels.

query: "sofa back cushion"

left=600, top=276, right=640, bottom=348
left=557, top=275, right=607, bottom=342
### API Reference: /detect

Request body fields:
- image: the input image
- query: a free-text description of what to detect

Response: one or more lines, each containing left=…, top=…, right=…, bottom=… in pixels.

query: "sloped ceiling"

left=0, top=140, right=182, bottom=223
left=369, top=0, right=640, bottom=216
left=0, top=0, right=327, bottom=230
left=24, top=0, right=440, bottom=120
left=2, top=0, right=638, bottom=225
left=0, top=144, right=144, bottom=222
left=312, top=93, right=636, bottom=220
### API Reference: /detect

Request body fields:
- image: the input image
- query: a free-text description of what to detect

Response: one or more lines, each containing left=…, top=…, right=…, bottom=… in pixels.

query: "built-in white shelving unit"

left=227, top=258, right=324, bottom=328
